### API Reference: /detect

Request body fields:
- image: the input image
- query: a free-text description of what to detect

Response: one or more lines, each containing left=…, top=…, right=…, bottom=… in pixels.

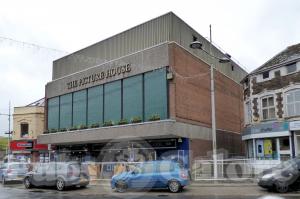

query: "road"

left=0, top=183, right=300, bottom=199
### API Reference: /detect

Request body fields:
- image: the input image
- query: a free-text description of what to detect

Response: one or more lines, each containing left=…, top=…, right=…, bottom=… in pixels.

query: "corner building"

left=38, top=12, right=247, bottom=171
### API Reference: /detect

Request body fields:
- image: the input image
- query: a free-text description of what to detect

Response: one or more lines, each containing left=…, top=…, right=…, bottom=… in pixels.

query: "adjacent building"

left=38, top=12, right=247, bottom=170
left=242, top=43, right=300, bottom=161
left=11, top=98, right=48, bottom=162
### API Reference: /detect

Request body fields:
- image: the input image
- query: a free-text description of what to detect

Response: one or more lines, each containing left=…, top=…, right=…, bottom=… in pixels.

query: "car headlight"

left=262, top=173, right=275, bottom=180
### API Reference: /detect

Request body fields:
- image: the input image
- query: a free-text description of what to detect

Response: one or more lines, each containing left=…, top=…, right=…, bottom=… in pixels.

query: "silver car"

left=0, top=162, right=29, bottom=184
left=24, top=162, right=90, bottom=191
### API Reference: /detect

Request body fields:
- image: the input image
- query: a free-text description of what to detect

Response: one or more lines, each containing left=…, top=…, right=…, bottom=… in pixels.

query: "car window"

left=141, top=163, right=154, bottom=174
left=158, top=162, right=174, bottom=173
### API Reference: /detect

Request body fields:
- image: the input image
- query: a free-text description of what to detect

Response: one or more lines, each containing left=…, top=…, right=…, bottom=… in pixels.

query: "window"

left=144, top=68, right=168, bottom=120
left=262, top=71, right=269, bottom=79
left=104, top=80, right=121, bottom=122
left=261, top=96, right=276, bottom=120
left=285, top=89, right=300, bottom=117
left=123, top=75, right=143, bottom=121
left=87, top=85, right=103, bottom=126
left=192, top=35, right=197, bottom=41
left=286, top=63, right=297, bottom=74
left=59, top=93, right=72, bottom=129
left=73, top=90, right=87, bottom=126
left=279, top=137, right=290, bottom=151
left=47, top=97, right=59, bottom=130
left=274, top=70, right=281, bottom=77
left=20, top=123, right=29, bottom=138
left=244, top=102, right=252, bottom=124
left=141, top=163, right=154, bottom=173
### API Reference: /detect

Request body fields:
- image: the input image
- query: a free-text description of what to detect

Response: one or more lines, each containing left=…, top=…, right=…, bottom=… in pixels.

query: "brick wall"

left=169, top=43, right=244, bottom=133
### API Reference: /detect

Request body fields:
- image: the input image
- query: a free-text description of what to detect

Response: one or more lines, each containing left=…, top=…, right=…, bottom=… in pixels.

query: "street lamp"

left=0, top=102, right=12, bottom=162
left=190, top=40, right=230, bottom=179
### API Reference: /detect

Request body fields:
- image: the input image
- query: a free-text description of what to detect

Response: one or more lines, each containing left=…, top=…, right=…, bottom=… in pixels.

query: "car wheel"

left=56, top=178, right=65, bottom=191
left=168, top=180, right=181, bottom=193
left=24, top=177, right=32, bottom=189
left=275, top=181, right=289, bottom=193
left=115, top=180, right=127, bottom=193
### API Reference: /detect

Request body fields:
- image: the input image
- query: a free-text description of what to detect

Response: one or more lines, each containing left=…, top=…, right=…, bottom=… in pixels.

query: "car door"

left=157, top=162, right=174, bottom=188
left=129, top=163, right=156, bottom=189
left=31, top=164, right=47, bottom=186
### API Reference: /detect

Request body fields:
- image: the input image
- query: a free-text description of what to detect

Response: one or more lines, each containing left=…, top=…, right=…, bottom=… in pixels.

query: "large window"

left=261, top=96, right=275, bottom=120
left=47, top=67, right=168, bottom=130
left=59, top=93, right=72, bottom=129
left=286, top=89, right=300, bottom=117
left=123, top=75, right=143, bottom=121
left=104, top=80, right=121, bottom=122
left=144, top=68, right=167, bottom=120
left=87, top=85, right=103, bottom=126
left=73, top=90, right=87, bottom=126
left=47, top=97, right=59, bottom=129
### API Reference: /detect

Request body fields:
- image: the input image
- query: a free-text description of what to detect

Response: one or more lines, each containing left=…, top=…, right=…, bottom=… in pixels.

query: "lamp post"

left=0, top=102, right=12, bottom=162
left=189, top=40, right=230, bottom=179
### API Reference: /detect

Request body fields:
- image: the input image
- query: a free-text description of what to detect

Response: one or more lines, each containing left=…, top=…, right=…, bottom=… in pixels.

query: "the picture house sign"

left=67, top=63, right=131, bottom=90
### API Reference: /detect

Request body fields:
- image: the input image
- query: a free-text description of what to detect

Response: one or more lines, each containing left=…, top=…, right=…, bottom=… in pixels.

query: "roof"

left=26, top=98, right=45, bottom=107
left=253, top=43, right=300, bottom=73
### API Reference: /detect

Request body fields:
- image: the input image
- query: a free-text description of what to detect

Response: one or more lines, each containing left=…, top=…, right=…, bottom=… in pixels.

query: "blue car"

left=111, top=160, right=189, bottom=193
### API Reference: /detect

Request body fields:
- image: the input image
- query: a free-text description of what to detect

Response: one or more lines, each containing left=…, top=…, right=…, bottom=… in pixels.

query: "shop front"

left=290, top=121, right=300, bottom=157
left=10, top=139, right=48, bottom=163
left=242, top=122, right=292, bottom=160
left=53, top=138, right=189, bottom=167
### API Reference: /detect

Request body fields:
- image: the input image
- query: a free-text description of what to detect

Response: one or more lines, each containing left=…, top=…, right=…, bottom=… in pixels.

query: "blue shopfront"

left=242, top=122, right=293, bottom=160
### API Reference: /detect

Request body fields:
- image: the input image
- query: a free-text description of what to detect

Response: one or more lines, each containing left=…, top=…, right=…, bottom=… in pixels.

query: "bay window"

left=285, top=89, right=300, bottom=117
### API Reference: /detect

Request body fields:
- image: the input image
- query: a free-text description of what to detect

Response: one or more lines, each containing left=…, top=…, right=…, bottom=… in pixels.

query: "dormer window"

left=262, top=71, right=269, bottom=79
left=286, top=62, right=297, bottom=74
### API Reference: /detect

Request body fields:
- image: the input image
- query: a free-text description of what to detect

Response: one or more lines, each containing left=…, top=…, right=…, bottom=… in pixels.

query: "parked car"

left=258, top=158, right=300, bottom=193
left=111, top=160, right=189, bottom=193
left=23, top=162, right=90, bottom=191
left=0, top=162, right=29, bottom=184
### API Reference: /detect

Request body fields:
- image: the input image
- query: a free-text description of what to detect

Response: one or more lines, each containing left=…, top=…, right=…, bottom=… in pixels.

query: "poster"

left=264, top=139, right=273, bottom=156
left=256, top=139, right=264, bottom=158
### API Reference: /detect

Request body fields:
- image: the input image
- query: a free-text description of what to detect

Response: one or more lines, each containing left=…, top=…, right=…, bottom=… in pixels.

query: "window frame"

left=285, top=89, right=300, bottom=117
left=261, top=95, right=276, bottom=120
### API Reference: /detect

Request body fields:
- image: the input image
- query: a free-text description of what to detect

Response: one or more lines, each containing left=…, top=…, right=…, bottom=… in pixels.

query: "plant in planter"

left=148, top=114, right=160, bottom=121
left=131, top=116, right=142, bottom=123
left=118, top=119, right=128, bottom=125
left=59, top=128, right=67, bottom=132
left=78, top=124, right=88, bottom=130
left=90, top=123, right=100, bottom=128
left=103, top=120, right=114, bottom=127
left=49, top=128, right=58, bottom=133
left=69, top=126, right=78, bottom=131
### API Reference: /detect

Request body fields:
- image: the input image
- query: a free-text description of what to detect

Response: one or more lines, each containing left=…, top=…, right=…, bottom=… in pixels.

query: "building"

left=242, top=43, right=300, bottom=161
left=38, top=12, right=247, bottom=170
left=11, top=98, right=48, bottom=162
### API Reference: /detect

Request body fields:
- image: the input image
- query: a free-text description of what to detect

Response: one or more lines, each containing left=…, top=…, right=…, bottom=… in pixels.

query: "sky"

left=0, top=0, right=300, bottom=136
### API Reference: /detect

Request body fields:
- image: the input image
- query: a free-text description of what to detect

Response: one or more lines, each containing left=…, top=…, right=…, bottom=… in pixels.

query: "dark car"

left=258, top=158, right=300, bottom=193
left=24, top=162, right=90, bottom=191
left=0, top=162, right=29, bottom=184
left=111, top=160, right=189, bottom=193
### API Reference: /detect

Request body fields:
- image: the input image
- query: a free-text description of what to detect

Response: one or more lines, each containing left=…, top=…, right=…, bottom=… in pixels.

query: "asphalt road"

left=0, top=183, right=300, bottom=199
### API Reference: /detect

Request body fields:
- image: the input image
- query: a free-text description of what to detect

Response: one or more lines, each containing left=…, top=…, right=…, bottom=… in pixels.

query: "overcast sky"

left=0, top=0, right=299, bottom=136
